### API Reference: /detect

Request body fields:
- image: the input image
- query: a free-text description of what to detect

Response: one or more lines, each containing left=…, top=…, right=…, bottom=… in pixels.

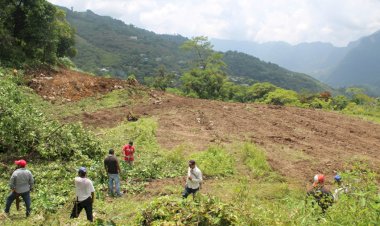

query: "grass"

left=24, top=88, right=148, bottom=120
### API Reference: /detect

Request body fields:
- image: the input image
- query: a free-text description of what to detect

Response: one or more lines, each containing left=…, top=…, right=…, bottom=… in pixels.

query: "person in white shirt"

left=182, top=160, right=202, bottom=199
left=70, top=167, right=95, bottom=222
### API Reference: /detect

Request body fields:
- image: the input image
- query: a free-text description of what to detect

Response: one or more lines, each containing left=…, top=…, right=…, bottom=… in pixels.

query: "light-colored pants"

left=108, top=174, right=121, bottom=196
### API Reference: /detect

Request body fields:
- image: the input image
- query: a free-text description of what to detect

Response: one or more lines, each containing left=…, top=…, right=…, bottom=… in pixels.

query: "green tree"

left=180, top=36, right=227, bottom=99
left=145, top=65, right=175, bottom=91
left=264, top=88, right=300, bottom=106
left=0, top=0, right=76, bottom=65
left=331, top=95, right=350, bottom=110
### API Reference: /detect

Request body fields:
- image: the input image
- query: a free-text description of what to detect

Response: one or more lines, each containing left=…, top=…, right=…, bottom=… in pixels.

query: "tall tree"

left=180, top=36, right=227, bottom=99
left=0, top=0, right=76, bottom=66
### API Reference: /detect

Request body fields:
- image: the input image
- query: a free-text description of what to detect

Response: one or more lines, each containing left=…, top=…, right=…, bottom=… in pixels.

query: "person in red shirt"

left=122, top=141, right=135, bottom=166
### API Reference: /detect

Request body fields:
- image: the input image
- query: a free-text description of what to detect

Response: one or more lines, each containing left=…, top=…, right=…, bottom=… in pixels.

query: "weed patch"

left=191, top=145, right=235, bottom=177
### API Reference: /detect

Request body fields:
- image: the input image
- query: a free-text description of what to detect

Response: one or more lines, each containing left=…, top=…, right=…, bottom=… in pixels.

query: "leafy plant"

left=136, top=195, right=239, bottom=225
left=191, top=146, right=234, bottom=177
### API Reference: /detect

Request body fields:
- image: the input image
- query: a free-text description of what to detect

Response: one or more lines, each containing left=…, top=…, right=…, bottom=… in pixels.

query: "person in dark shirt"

left=104, top=149, right=122, bottom=197
left=307, top=174, right=334, bottom=213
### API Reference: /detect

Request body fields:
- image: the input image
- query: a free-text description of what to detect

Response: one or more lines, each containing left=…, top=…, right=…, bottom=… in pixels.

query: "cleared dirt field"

left=29, top=69, right=380, bottom=184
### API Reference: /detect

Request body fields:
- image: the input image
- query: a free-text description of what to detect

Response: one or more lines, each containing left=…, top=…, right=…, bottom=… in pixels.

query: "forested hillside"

left=223, top=51, right=331, bottom=92
left=62, top=7, right=330, bottom=93
left=212, top=39, right=350, bottom=80
left=327, top=31, right=380, bottom=96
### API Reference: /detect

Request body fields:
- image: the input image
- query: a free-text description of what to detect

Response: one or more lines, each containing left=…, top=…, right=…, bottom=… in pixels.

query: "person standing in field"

left=307, top=174, right=334, bottom=213
left=104, top=149, right=122, bottom=197
left=4, top=159, right=34, bottom=217
left=122, top=141, right=135, bottom=166
left=70, top=167, right=95, bottom=222
left=182, top=160, right=203, bottom=199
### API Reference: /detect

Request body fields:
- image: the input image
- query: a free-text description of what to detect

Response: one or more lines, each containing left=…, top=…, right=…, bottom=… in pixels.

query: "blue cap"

left=78, top=167, right=87, bottom=173
left=334, top=174, right=342, bottom=182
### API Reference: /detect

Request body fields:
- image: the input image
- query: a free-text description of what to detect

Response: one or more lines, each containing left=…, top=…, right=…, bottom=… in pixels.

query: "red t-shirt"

left=123, top=144, right=135, bottom=161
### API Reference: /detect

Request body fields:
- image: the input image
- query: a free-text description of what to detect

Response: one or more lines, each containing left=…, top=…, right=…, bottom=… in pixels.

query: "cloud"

left=48, top=0, right=380, bottom=46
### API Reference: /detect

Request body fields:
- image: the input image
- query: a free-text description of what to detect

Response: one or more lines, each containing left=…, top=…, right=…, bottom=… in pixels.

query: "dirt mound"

left=27, top=68, right=136, bottom=102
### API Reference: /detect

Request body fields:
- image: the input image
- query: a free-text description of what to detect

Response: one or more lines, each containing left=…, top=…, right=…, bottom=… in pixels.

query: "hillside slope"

left=327, top=30, right=380, bottom=96
left=211, top=39, right=350, bottom=80
left=61, top=7, right=330, bottom=93
left=31, top=69, right=380, bottom=183
left=223, top=51, right=332, bottom=92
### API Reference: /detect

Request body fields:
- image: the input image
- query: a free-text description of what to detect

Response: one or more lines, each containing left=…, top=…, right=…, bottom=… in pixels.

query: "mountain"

left=327, top=31, right=380, bottom=96
left=211, top=39, right=350, bottom=81
left=223, top=51, right=331, bottom=92
left=61, top=7, right=330, bottom=92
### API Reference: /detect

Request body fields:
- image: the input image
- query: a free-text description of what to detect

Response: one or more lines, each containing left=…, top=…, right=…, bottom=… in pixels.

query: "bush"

left=264, top=88, right=301, bottom=106
left=136, top=195, right=239, bottom=225
left=191, top=146, right=234, bottom=177
left=0, top=69, right=101, bottom=159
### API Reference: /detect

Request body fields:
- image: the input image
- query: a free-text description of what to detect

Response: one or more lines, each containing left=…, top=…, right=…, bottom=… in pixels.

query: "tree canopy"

left=0, top=0, right=76, bottom=66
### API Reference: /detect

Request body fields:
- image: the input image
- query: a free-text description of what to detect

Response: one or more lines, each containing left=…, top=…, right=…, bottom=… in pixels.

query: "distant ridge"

left=61, top=7, right=331, bottom=93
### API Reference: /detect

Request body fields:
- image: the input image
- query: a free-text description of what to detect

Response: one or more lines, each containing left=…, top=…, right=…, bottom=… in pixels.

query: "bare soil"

left=27, top=68, right=137, bottom=102
left=28, top=69, right=380, bottom=184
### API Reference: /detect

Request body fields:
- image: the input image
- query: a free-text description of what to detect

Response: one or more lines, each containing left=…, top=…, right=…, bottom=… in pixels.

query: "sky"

left=48, top=0, right=380, bottom=47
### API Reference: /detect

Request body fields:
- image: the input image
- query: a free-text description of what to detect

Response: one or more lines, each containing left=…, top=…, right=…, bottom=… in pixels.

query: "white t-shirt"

left=74, top=177, right=95, bottom=202
left=186, top=166, right=203, bottom=189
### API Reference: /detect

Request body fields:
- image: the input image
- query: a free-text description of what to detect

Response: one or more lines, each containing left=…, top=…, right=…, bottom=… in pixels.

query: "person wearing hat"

left=70, top=167, right=95, bottom=222
left=4, top=159, right=34, bottom=217
left=104, top=149, right=122, bottom=197
left=182, top=160, right=203, bottom=199
left=306, top=174, right=334, bottom=213
left=333, top=171, right=348, bottom=201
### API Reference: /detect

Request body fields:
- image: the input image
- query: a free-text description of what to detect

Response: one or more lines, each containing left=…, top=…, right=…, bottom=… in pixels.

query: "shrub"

left=136, top=195, right=239, bottom=225
left=264, top=88, right=301, bottom=106
left=191, top=145, right=234, bottom=177
left=0, top=69, right=101, bottom=159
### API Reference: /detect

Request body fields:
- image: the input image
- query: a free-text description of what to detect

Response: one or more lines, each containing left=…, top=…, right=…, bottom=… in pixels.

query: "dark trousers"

left=70, top=196, right=93, bottom=222
left=182, top=186, right=199, bottom=198
left=4, top=191, right=31, bottom=216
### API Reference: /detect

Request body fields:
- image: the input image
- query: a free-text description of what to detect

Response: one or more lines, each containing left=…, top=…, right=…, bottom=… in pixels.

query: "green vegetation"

left=223, top=51, right=332, bottom=92
left=136, top=195, right=239, bottom=225
left=241, top=143, right=271, bottom=178
left=191, top=146, right=235, bottom=177
left=0, top=68, right=100, bottom=159
left=0, top=0, right=75, bottom=66
left=63, top=8, right=330, bottom=93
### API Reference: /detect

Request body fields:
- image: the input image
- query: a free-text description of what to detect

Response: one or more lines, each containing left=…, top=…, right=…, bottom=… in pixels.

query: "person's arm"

left=91, top=192, right=95, bottom=204
left=191, top=170, right=203, bottom=183
left=117, top=159, right=121, bottom=173
left=89, top=180, right=95, bottom=203
left=9, top=173, right=16, bottom=192
left=29, top=172, right=34, bottom=191
left=104, top=159, right=108, bottom=174
left=187, top=168, right=192, bottom=180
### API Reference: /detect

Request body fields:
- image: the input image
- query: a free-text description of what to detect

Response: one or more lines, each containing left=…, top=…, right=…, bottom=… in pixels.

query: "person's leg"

left=191, top=188, right=199, bottom=200
left=182, top=186, right=191, bottom=198
left=115, top=174, right=121, bottom=196
left=70, top=201, right=78, bottom=218
left=108, top=174, right=114, bottom=196
left=4, top=191, right=17, bottom=213
left=83, top=197, right=93, bottom=222
left=70, top=200, right=84, bottom=218
left=20, top=191, right=31, bottom=216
